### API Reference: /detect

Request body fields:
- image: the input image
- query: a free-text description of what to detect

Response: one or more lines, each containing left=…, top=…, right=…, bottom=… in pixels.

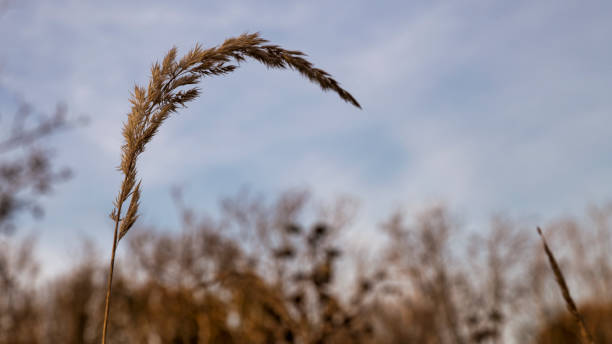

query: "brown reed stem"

left=537, top=227, right=595, bottom=344
left=101, top=202, right=122, bottom=344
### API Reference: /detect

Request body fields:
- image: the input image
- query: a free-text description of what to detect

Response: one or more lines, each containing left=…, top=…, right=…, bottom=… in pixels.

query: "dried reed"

left=101, top=32, right=360, bottom=343
left=537, top=227, right=594, bottom=344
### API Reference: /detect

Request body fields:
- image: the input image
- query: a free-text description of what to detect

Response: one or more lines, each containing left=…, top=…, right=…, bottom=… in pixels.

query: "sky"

left=1, top=0, right=611, bottom=276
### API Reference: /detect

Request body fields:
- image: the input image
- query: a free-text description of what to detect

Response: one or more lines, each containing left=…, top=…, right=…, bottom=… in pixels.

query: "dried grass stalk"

left=101, top=32, right=360, bottom=343
left=537, top=227, right=595, bottom=344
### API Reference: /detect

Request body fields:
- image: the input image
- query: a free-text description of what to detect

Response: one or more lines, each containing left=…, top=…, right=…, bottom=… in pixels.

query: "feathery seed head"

left=111, top=32, right=360, bottom=244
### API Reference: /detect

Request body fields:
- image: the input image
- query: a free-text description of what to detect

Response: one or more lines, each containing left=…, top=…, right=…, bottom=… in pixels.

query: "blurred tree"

left=0, top=100, right=72, bottom=233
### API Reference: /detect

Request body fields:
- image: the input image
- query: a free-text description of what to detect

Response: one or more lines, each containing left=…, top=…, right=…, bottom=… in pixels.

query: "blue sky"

left=1, top=1, right=611, bottom=275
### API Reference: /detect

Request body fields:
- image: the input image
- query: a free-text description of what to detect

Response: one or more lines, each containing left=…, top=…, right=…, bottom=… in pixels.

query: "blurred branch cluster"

left=0, top=100, right=73, bottom=234
left=3, top=188, right=612, bottom=343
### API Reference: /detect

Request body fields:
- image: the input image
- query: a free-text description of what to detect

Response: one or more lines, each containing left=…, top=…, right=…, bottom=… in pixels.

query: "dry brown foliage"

left=3, top=196, right=612, bottom=343
left=0, top=237, right=41, bottom=344
left=536, top=302, right=612, bottom=343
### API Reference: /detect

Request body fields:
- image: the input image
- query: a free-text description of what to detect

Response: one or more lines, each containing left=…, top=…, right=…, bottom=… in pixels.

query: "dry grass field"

left=2, top=33, right=612, bottom=344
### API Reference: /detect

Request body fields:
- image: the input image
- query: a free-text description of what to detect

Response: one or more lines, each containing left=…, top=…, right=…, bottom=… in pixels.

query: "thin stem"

left=101, top=201, right=123, bottom=344
left=537, top=227, right=595, bottom=344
